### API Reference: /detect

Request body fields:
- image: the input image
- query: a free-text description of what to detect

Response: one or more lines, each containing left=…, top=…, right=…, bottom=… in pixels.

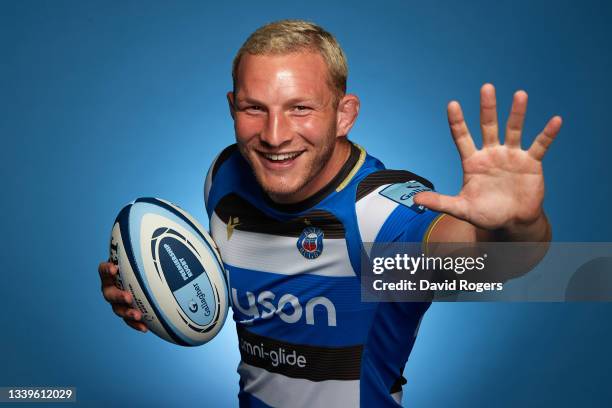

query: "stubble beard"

left=240, top=132, right=337, bottom=204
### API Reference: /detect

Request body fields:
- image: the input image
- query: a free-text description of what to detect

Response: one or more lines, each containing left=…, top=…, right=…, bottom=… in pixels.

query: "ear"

left=227, top=91, right=236, bottom=120
left=335, top=94, right=360, bottom=137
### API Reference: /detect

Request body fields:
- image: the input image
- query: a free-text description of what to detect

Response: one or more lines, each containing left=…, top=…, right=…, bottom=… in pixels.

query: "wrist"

left=494, top=212, right=551, bottom=242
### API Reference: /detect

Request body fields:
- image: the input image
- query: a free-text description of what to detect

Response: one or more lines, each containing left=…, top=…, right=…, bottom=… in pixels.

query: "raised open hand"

left=414, top=84, right=562, bottom=231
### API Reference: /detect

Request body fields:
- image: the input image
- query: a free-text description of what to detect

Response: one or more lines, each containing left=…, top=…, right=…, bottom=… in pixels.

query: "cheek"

left=235, top=116, right=264, bottom=143
left=293, top=115, right=334, bottom=144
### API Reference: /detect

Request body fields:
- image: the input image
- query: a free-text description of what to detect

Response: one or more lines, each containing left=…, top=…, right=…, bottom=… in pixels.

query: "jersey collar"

left=264, top=141, right=366, bottom=213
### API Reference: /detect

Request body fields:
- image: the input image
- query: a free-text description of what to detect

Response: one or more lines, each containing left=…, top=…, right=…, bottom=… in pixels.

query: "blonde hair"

left=231, top=19, right=348, bottom=104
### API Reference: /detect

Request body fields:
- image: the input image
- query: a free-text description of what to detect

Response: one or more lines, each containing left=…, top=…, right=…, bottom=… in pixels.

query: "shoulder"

left=204, top=144, right=239, bottom=205
left=354, top=167, right=440, bottom=245
left=356, top=169, right=434, bottom=201
left=203, top=143, right=261, bottom=221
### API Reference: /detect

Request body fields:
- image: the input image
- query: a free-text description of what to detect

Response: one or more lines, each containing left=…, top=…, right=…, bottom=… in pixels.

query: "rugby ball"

left=109, top=197, right=228, bottom=346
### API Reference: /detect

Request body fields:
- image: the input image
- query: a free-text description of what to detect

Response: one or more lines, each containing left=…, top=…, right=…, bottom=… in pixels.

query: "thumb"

left=413, top=191, right=466, bottom=219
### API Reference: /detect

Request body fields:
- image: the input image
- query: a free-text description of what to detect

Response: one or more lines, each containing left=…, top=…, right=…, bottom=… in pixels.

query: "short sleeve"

left=356, top=172, right=442, bottom=250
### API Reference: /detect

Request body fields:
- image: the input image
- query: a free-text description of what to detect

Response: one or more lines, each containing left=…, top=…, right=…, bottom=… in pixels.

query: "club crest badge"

left=297, top=226, right=324, bottom=259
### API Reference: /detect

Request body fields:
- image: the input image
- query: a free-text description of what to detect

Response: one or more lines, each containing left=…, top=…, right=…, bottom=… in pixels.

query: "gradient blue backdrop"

left=2, top=1, right=611, bottom=407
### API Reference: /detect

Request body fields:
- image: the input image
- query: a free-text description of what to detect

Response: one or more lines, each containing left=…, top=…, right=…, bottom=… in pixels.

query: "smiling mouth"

left=258, top=150, right=305, bottom=164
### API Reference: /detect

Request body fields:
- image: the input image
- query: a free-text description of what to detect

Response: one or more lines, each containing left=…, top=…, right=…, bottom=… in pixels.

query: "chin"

left=258, top=175, right=305, bottom=200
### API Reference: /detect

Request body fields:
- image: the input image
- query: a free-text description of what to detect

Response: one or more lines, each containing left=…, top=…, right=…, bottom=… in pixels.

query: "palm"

left=459, top=146, right=544, bottom=229
left=415, top=84, right=562, bottom=230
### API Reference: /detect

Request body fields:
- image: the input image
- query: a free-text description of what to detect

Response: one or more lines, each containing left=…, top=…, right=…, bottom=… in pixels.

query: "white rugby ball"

left=109, top=197, right=228, bottom=346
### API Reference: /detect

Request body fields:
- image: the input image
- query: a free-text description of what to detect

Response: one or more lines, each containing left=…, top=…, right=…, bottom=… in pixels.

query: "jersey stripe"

left=228, top=265, right=374, bottom=347
left=214, top=193, right=345, bottom=238
left=211, top=212, right=355, bottom=277
left=374, top=204, right=439, bottom=244
left=237, top=325, right=362, bottom=381
left=423, top=213, right=446, bottom=251
left=355, top=185, right=399, bottom=254
left=238, top=362, right=360, bottom=408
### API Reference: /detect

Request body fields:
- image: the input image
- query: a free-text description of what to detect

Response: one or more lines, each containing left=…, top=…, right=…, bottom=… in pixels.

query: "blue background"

left=2, top=0, right=611, bottom=406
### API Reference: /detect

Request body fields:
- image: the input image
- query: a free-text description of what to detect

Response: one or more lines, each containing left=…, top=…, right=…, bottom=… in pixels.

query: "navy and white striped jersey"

left=204, top=142, right=442, bottom=407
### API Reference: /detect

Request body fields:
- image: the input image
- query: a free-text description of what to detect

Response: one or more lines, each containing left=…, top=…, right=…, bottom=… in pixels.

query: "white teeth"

left=263, top=152, right=300, bottom=161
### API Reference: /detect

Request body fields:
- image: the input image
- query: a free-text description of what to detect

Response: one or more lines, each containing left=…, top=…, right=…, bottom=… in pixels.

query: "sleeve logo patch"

left=378, top=180, right=431, bottom=213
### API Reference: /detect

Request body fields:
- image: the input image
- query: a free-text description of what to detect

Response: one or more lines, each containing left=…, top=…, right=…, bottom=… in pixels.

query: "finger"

left=447, top=101, right=477, bottom=160
left=98, top=261, right=116, bottom=277
left=527, top=116, right=563, bottom=161
left=480, top=83, right=500, bottom=147
left=102, top=285, right=133, bottom=305
left=505, top=90, right=528, bottom=148
left=123, top=317, right=148, bottom=333
left=112, top=304, right=142, bottom=320
left=413, top=191, right=469, bottom=220
left=98, top=261, right=119, bottom=284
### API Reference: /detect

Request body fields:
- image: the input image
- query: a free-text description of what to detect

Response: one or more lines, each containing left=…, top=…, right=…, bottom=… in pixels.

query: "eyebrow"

left=235, top=96, right=318, bottom=106
left=284, top=97, right=317, bottom=106
left=235, top=97, right=265, bottom=106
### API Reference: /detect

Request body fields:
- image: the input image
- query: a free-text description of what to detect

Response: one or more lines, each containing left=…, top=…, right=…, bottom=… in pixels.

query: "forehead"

left=235, top=51, right=333, bottom=101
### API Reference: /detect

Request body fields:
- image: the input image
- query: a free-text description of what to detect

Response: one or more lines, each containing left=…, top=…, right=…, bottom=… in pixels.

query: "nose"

left=260, top=109, right=293, bottom=148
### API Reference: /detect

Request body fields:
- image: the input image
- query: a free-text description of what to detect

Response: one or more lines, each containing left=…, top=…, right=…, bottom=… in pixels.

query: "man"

left=98, top=20, right=561, bottom=407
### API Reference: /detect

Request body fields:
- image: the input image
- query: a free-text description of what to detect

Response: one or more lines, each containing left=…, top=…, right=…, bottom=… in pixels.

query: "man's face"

left=228, top=51, right=345, bottom=204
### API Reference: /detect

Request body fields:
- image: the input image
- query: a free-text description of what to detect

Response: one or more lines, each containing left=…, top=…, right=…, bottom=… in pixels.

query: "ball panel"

left=153, top=230, right=216, bottom=327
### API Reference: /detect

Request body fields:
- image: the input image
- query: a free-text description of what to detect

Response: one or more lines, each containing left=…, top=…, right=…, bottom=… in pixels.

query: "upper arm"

left=426, top=214, right=478, bottom=243
left=355, top=170, right=443, bottom=254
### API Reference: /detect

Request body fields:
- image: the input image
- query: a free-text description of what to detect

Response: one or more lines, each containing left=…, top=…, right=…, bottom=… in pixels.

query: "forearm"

left=425, top=212, right=552, bottom=283
left=489, top=212, right=552, bottom=243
